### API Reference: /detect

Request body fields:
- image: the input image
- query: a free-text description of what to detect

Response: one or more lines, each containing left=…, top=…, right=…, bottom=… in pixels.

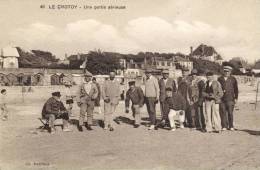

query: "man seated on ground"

left=164, top=87, right=187, bottom=131
left=42, top=92, right=72, bottom=134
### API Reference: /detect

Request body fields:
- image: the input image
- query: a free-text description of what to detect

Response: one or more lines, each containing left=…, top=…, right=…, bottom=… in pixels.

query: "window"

left=161, top=61, right=165, bottom=66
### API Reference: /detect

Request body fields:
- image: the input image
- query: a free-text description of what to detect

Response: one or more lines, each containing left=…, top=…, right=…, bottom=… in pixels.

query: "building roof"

left=0, top=68, right=86, bottom=75
left=1, top=46, right=20, bottom=58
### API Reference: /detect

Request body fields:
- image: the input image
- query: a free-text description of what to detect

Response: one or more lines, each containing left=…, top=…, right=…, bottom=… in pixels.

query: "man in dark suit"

left=218, top=65, right=239, bottom=131
left=158, top=69, right=177, bottom=126
left=42, top=92, right=71, bottom=134
left=177, top=68, right=191, bottom=127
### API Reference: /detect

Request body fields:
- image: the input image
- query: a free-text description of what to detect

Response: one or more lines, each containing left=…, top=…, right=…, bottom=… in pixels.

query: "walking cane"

left=255, top=81, right=259, bottom=110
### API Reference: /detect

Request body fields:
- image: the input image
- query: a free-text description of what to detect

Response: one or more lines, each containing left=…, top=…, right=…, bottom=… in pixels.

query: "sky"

left=0, top=0, right=260, bottom=62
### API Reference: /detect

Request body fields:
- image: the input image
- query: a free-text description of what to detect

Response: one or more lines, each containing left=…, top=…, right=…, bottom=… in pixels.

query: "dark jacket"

left=202, top=80, right=223, bottom=104
left=159, top=78, right=177, bottom=102
left=164, top=92, right=187, bottom=117
left=177, top=76, right=190, bottom=101
left=42, top=97, right=66, bottom=118
left=218, top=76, right=238, bottom=102
left=125, top=87, right=144, bottom=108
left=197, top=80, right=206, bottom=106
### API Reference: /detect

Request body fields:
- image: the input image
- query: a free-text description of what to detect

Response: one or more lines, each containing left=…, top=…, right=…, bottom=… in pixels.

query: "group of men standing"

left=42, top=64, right=238, bottom=134
left=134, top=65, right=238, bottom=132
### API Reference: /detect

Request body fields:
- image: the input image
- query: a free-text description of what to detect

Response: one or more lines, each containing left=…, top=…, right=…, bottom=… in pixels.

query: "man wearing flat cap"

left=202, top=72, right=223, bottom=133
left=188, top=68, right=205, bottom=130
left=144, top=68, right=159, bottom=130
left=125, top=81, right=144, bottom=128
left=42, top=91, right=71, bottom=134
left=76, top=72, right=99, bottom=132
left=177, top=67, right=191, bottom=127
left=158, top=69, right=177, bottom=127
left=218, top=65, right=238, bottom=131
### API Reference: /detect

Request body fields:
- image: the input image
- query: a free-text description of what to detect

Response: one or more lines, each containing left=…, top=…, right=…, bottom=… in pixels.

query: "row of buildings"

left=0, top=44, right=225, bottom=86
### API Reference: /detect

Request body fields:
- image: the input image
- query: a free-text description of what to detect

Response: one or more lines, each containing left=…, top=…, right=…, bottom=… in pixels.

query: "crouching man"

left=125, top=81, right=144, bottom=128
left=164, top=87, right=187, bottom=131
left=42, top=92, right=71, bottom=134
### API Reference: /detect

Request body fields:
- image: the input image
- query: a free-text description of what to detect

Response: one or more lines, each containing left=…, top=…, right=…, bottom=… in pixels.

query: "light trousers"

left=79, top=101, right=95, bottom=126
left=168, top=109, right=185, bottom=128
left=204, top=100, right=221, bottom=131
left=132, top=104, right=141, bottom=125
left=104, top=102, right=118, bottom=128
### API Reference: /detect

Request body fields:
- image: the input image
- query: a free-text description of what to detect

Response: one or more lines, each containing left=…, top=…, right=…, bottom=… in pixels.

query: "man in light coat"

left=77, top=72, right=99, bottom=132
left=102, top=71, right=121, bottom=131
left=144, top=68, right=160, bottom=130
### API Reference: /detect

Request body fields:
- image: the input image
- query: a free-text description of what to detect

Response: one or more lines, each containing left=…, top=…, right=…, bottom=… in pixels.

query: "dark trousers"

left=145, top=97, right=157, bottom=125
left=220, top=101, right=235, bottom=128
left=197, top=104, right=206, bottom=129
left=185, top=103, right=192, bottom=127
left=190, top=102, right=198, bottom=128
left=160, top=101, right=167, bottom=120
left=45, top=112, right=69, bottom=129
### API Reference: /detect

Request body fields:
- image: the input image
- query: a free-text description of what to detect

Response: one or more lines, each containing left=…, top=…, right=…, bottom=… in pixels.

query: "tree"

left=85, top=51, right=122, bottom=74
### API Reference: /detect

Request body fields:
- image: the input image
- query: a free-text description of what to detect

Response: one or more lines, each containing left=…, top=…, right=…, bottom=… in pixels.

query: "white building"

left=0, top=46, right=20, bottom=68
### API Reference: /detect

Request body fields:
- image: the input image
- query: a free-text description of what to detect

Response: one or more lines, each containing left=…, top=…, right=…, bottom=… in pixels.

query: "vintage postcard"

left=0, top=0, right=260, bottom=170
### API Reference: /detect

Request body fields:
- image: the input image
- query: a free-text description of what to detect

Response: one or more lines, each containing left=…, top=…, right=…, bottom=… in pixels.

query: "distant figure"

left=218, top=65, right=239, bottom=131
left=125, top=81, right=144, bottom=128
left=92, top=77, right=102, bottom=114
left=164, top=87, right=187, bottom=131
left=102, top=71, right=121, bottom=131
left=76, top=73, right=99, bottom=132
left=42, top=92, right=71, bottom=134
left=203, top=72, right=223, bottom=133
left=144, top=68, right=159, bottom=130
left=158, top=69, right=177, bottom=127
left=0, top=89, right=8, bottom=121
left=65, top=82, right=76, bottom=116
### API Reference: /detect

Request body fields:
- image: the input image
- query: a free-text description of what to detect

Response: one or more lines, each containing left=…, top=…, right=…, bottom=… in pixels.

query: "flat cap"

left=206, top=72, right=214, bottom=76
left=84, top=72, right=93, bottom=77
left=162, top=69, right=169, bottom=74
left=128, top=81, right=135, bottom=86
left=145, top=68, right=153, bottom=73
left=52, top=91, right=61, bottom=97
left=223, top=66, right=233, bottom=71
left=191, top=69, right=198, bottom=75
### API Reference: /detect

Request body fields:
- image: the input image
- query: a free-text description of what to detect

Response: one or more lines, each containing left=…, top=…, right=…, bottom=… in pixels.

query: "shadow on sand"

left=238, top=129, right=260, bottom=136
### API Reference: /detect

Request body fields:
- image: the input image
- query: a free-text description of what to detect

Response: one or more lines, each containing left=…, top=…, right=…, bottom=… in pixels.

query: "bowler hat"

left=128, top=81, right=135, bottom=86
left=52, top=91, right=61, bottom=97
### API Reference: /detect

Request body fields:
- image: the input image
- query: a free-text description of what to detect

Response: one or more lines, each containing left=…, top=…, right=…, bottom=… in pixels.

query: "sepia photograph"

left=0, top=0, right=260, bottom=170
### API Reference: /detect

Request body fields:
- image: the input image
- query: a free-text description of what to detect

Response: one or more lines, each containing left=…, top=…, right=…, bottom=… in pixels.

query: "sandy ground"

left=0, top=83, right=260, bottom=170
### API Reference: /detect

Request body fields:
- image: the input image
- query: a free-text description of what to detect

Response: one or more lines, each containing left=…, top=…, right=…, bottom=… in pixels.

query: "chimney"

left=202, top=44, right=205, bottom=55
left=190, top=46, right=193, bottom=55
